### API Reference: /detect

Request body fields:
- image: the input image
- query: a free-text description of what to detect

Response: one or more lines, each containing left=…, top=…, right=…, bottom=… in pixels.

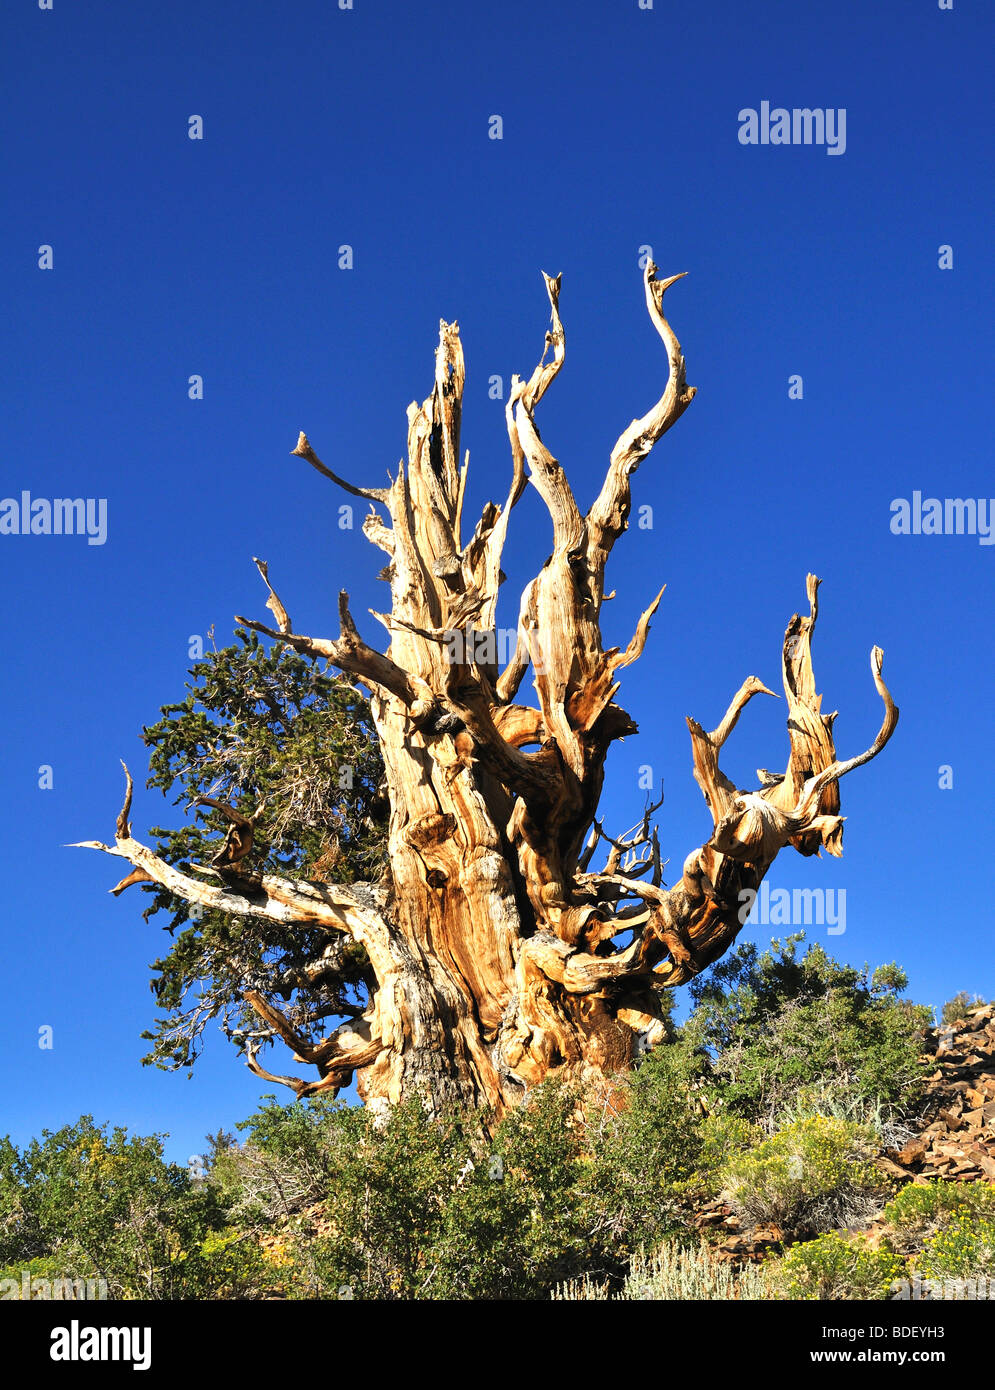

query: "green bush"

left=697, top=1112, right=763, bottom=1184
left=883, top=1180, right=995, bottom=1254
left=580, top=1042, right=707, bottom=1245
left=180, top=1228, right=283, bottom=1299
left=685, top=936, right=931, bottom=1126
left=0, top=1119, right=226, bottom=1299
left=262, top=1097, right=473, bottom=1300
left=771, top=1232, right=906, bottom=1300
left=224, top=1084, right=597, bottom=1301
left=913, top=1211, right=995, bottom=1282
left=939, top=993, right=987, bottom=1026
left=430, top=1081, right=593, bottom=1300
left=719, top=1115, right=890, bottom=1237
left=211, top=1093, right=348, bottom=1223
left=0, top=1256, right=106, bottom=1301
left=225, top=1070, right=705, bottom=1300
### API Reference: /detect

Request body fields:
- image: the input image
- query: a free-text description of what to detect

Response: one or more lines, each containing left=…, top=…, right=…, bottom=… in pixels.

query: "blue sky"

left=1, top=0, right=992, bottom=1165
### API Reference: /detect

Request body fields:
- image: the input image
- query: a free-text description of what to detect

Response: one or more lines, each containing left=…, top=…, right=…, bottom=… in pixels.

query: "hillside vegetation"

left=3, top=937, right=993, bottom=1302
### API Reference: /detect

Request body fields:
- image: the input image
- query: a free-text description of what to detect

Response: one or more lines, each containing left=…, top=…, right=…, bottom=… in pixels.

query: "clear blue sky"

left=1, top=0, right=992, bottom=1165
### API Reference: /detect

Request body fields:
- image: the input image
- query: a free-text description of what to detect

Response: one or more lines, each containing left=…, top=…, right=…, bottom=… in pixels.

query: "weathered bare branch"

left=251, top=557, right=292, bottom=634
left=513, top=374, right=584, bottom=555
left=687, top=675, right=779, bottom=826
left=243, top=990, right=321, bottom=1062
left=292, top=431, right=389, bottom=503
left=72, top=767, right=392, bottom=949
left=793, top=645, right=898, bottom=819
left=115, top=759, right=135, bottom=840
left=244, top=1039, right=310, bottom=1097
left=586, top=263, right=696, bottom=588
left=109, top=866, right=156, bottom=896
left=362, top=507, right=395, bottom=557
left=522, top=271, right=564, bottom=410
left=188, top=794, right=265, bottom=868
left=494, top=621, right=531, bottom=704
left=609, top=585, right=667, bottom=675
left=237, top=589, right=417, bottom=706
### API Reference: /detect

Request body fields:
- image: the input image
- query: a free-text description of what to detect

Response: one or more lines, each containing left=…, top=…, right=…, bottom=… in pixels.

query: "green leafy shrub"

left=223, top=1084, right=597, bottom=1301
left=771, top=1232, right=906, bottom=1300
left=883, top=1180, right=995, bottom=1254
left=913, top=1211, right=995, bottom=1282
left=940, top=993, right=987, bottom=1026
left=236, top=1095, right=472, bottom=1300
left=0, top=1119, right=226, bottom=1300
left=579, top=1042, right=707, bottom=1246
left=211, top=1093, right=347, bottom=1223
left=697, top=1112, right=763, bottom=1184
left=719, top=1115, right=890, bottom=1237
left=430, top=1081, right=593, bottom=1299
left=684, top=936, right=931, bottom=1127
left=0, top=1256, right=106, bottom=1301
left=180, top=1228, right=282, bottom=1299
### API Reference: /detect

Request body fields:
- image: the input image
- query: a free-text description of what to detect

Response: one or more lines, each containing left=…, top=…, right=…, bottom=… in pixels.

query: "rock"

left=896, top=1136, right=928, bottom=1165
left=876, top=1155, right=911, bottom=1179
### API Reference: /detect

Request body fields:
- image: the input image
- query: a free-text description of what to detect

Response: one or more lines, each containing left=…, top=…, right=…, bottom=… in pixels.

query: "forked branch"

left=237, top=584, right=417, bottom=707
left=791, top=645, right=899, bottom=820
left=71, top=767, right=392, bottom=942
left=586, top=262, right=697, bottom=590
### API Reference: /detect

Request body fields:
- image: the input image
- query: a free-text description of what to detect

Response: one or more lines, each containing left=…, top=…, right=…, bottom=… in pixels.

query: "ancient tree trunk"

left=77, top=264, right=898, bottom=1119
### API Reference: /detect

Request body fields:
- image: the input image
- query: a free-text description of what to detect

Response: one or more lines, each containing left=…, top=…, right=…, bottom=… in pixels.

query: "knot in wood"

left=404, top=812, right=457, bottom=850
left=432, top=553, right=462, bottom=580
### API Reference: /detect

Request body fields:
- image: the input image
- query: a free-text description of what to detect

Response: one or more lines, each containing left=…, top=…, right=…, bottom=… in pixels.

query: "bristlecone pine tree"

left=76, top=265, right=898, bottom=1121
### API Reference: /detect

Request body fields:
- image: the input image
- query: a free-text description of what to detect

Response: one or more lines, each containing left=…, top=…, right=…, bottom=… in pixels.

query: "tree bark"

left=76, top=264, right=898, bottom=1121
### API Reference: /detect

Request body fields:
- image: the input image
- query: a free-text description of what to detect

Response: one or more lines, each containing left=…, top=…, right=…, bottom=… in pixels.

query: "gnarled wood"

left=76, top=268, right=898, bottom=1123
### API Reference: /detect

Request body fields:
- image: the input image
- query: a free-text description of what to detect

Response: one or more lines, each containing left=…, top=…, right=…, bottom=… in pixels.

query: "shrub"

left=227, top=1084, right=595, bottom=1301
left=0, top=1256, right=107, bottom=1301
left=553, top=1240, right=771, bottom=1300
left=883, top=1180, right=995, bottom=1255
left=580, top=1041, right=707, bottom=1245
left=0, top=1118, right=225, bottom=1300
left=685, top=936, right=931, bottom=1127
left=697, top=1112, right=763, bottom=1185
left=211, top=1093, right=348, bottom=1223
left=940, top=992, right=987, bottom=1026
left=913, top=1211, right=995, bottom=1282
left=771, top=1232, right=906, bottom=1300
left=430, top=1080, right=593, bottom=1300
left=267, top=1097, right=472, bottom=1300
left=719, top=1115, right=890, bottom=1237
left=619, top=1241, right=771, bottom=1300
left=180, top=1228, right=282, bottom=1299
